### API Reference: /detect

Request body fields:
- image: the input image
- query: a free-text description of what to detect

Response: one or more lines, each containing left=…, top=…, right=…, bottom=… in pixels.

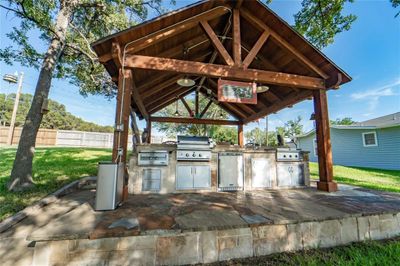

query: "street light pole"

left=7, top=72, right=24, bottom=145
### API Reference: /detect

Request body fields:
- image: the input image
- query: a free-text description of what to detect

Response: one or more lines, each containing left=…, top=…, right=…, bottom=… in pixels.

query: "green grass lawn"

left=1, top=147, right=399, bottom=265
left=0, top=147, right=111, bottom=221
left=309, top=162, right=400, bottom=193
left=211, top=237, right=400, bottom=266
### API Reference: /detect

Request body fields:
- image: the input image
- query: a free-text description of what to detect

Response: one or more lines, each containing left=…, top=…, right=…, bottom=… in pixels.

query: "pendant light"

left=256, top=84, right=269, bottom=93
left=174, top=99, right=180, bottom=117
left=177, top=48, right=195, bottom=87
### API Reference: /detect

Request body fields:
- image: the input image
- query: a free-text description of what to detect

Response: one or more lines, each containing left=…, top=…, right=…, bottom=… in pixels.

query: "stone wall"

left=5, top=212, right=399, bottom=266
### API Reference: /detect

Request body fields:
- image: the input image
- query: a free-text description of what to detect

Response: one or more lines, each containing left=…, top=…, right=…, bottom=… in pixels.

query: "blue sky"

left=0, top=0, right=399, bottom=136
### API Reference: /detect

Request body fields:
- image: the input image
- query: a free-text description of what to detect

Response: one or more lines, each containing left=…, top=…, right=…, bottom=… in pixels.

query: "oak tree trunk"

left=7, top=4, right=74, bottom=191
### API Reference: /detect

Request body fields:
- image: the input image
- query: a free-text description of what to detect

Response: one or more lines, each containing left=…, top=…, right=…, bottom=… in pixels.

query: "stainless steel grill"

left=176, top=135, right=212, bottom=161
left=276, top=148, right=303, bottom=162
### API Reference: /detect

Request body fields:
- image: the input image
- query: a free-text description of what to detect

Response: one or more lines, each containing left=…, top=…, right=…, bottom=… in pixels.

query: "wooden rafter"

left=146, top=85, right=186, bottom=111
left=126, top=55, right=326, bottom=90
left=242, top=30, right=270, bottom=69
left=200, top=20, right=234, bottom=66
left=199, top=99, right=213, bottom=118
left=150, top=116, right=240, bottom=126
left=180, top=97, right=194, bottom=117
left=111, top=42, right=122, bottom=68
left=123, top=6, right=230, bottom=55
left=232, top=9, right=242, bottom=66
left=142, top=75, right=182, bottom=99
left=131, top=72, right=149, bottom=120
left=243, top=90, right=313, bottom=124
left=240, top=8, right=329, bottom=79
left=149, top=88, right=195, bottom=114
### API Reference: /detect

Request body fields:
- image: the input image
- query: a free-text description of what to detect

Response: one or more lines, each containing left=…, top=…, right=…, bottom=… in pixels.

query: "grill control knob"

left=186, top=153, right=189, bottom=157
left=192, top=153, right=196, bottom=157
left=199, top=153, right=202, bottom=157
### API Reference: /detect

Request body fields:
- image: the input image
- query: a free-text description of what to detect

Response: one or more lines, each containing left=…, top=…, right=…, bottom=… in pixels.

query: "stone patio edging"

left=31, top=212, right=400, bottom=265
left=0, top=176, right=96, bottom=233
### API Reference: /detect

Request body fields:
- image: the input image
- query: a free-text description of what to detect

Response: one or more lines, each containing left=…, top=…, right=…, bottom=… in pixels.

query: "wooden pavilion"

left=91, top=0, right=351, bottom=193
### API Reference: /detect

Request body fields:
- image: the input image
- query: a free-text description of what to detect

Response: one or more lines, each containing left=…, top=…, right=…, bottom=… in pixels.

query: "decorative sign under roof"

left=218, top=79, right=257, bottom=105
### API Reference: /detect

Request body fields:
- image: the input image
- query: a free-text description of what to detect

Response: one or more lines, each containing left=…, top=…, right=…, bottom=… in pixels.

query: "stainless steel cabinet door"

left=176, top=165, right=193, bottom=189
left=291, top=164, right=305, bottom=186
left=193, top=165, right=211, bottom=188
left=218, top=154, right=244, bottom=188
left=277, top=163, right=292, bottom=187
left=251, top=158, right=272, bottom=188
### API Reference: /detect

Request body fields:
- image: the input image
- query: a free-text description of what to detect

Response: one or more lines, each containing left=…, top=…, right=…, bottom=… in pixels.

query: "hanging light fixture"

left=256, top=84, right=269, bottom=93
left=177, top=48, right=195, bottom=87
left=219, top=111, right=224, bottom=119
left=174, top=99, right=180, bottom=117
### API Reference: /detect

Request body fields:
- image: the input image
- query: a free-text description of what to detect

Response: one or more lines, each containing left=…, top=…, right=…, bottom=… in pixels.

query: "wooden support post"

left=147, top=120, right=152, bottom=144
left=232, top=9, right=242, bottom=66
left=313, top=90, right=337, bottom=192
left=195, top=90, right=199, bottom=116
left=238, top=124, right=244, bottom=147
left=112, top=69, right=132, bottom=200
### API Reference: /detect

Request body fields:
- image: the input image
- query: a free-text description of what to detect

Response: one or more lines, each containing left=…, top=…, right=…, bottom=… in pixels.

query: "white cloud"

left=350, top=80, right=400, bottom=112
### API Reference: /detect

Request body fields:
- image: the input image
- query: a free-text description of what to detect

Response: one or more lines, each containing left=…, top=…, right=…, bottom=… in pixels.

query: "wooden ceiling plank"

left=242, top=30, right=270, bottom=69
left=122, top=7, right=230, bottom=55
left=126, top=55, right=326, bottom=90
left=200, top=20, right=235, bottom=66
left=232, top=9, right=242, bottom=66
left=150, top=116, right=240, bottom=126
left=240, top=8, right=329, bottom=79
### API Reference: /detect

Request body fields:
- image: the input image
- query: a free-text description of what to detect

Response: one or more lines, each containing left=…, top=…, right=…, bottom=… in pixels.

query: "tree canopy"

left=330, top=117, right=356, bottom=125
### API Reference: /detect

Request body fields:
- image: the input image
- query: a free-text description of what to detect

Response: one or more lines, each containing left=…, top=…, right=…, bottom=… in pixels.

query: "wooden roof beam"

left=199, top=99, right=213, bottom=118
left=200, top=20, right=234, bottom=66
left=150, top=116, right=240, bottom=126
left=131, top=72, right=149, bottom=121
left=243, top=90, right=313, bottom=124
left=125, top=55, right=326, bottom=90
left=124, top=6, right=230, bottom=55
left=180, top=97, right=194, bottom=117
left=111, top=42, right=122, bottom=68
left=242, top=30, right=270, bottom=69
left=149, top=88, right=197, bottom=114
left=240, top=8, right=329, bottom=79
left=232, top=9, right=242, bottom=66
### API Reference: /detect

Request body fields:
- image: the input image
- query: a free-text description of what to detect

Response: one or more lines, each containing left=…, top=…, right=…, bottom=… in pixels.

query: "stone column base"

left=317, top=181, right=338, bottom=192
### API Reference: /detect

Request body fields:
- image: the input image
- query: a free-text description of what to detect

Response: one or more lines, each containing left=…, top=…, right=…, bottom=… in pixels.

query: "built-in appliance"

left=251, top=158, right=273, bottom=188
left=218, top=152, right=244, bottom=191
left=176, top=165, right=211, bottom=190
left=95, top=162, right=124, bottom=211
left=276, top=148, right=303, bottom=162
left=176, top=135, right=212, bottom=161
left=142, top=168, right=161, bottom=191
left=277, top=163, right=304, bottom=187
left=138, top=150, right=168, bottom=166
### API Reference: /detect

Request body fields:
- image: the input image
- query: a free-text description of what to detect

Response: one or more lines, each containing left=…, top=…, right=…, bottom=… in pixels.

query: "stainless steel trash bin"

left=95, top=162, right=124, bottom=211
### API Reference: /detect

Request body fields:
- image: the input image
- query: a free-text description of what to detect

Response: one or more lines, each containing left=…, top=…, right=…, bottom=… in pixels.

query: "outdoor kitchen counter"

left=128, top=144, right=310, bottom=194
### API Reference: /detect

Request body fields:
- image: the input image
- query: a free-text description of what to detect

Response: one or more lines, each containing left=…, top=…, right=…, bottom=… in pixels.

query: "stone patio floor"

left=2, top=183, right=400, bottom=243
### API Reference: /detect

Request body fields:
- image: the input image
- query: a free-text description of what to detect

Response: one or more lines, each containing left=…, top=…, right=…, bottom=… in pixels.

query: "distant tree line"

left=0, top=93, right=113, bottom=132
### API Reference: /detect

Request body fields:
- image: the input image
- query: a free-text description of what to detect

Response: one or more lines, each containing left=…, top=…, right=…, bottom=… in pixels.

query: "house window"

left=313, top=139, right=318, bottom=156
left=362, top=132, right=378, bottom=147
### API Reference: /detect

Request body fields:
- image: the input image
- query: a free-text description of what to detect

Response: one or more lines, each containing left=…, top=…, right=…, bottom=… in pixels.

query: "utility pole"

left=265, top=115, right=269, bottom=147
left=7, top=72, right=24, bottom=145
